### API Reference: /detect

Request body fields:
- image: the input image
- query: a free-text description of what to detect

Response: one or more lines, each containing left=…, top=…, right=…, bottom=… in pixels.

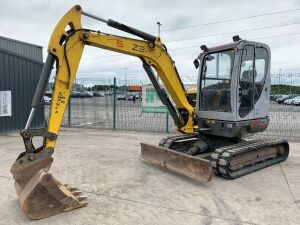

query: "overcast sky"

left=1, top=0, right=300, bottom=85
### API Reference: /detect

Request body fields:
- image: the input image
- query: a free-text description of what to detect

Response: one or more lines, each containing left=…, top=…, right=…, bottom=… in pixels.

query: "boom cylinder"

left=82, top=10, right=156, bottom=42
left=31, top=54, right=55, bottom=108
left=25, top=54, right=54, bottom=130
left=107, top=19, right=156, bottom=42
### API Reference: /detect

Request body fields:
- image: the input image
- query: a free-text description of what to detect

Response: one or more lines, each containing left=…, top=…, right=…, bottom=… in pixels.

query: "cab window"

left=239, top=45, right=254, bottom=117
left=200, top=49, right=235, bottom=112
left=254, top=47, right=268, bottom=103
left=239, top=45, right=268, bottom=117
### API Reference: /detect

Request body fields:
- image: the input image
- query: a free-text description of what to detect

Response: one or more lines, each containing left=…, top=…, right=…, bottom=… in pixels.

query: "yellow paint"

left=45, top=5, right=197, bottom=148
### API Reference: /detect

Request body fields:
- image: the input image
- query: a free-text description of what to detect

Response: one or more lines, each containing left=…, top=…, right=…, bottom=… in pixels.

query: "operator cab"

left=195, top=37, right=271, bottom=138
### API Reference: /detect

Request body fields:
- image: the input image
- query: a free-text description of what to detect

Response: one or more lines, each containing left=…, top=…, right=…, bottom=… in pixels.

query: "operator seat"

left=239, top=70, right=256, bottom=116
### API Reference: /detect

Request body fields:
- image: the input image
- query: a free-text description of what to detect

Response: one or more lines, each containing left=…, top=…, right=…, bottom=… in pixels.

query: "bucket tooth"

left=72, top=191, right=82, bottom=196
left=77, top=196, right=87, bottom=201
left=10, top=148, right=88, bottom=220
left=68, top=187, right=78, bottom=192
left=140, top=143, right=212, bottom=182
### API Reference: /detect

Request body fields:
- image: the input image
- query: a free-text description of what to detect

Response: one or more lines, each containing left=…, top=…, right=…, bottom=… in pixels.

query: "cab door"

left=198, top=49, right=236, bottom=121
left=253, top=46, right=270, bottom=119
left=237, top=44, right=270, bottom=120
left=238, top=45, right=255, bottom=120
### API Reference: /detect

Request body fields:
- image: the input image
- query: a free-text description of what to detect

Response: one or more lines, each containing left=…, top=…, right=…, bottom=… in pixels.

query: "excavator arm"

left=10, top=5, right=205, bottom=220
left=38, top=5, right=195, bottom=152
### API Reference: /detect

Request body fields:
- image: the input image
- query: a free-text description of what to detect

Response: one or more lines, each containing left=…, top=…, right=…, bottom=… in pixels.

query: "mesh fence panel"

left=115, top=79, right=169, bottom=132
left=260, top=73, right=300, bottom=141
left=44, top=73, right=300, bottom=142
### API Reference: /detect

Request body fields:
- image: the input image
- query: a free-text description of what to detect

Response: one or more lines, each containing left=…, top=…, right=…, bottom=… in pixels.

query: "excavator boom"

left=11, top=5, right=211, bottom=219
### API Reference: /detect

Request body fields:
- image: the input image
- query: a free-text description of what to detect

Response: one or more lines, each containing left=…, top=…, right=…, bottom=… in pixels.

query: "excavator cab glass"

left=239, top=45, right=269, bottom=117
left=200, top=49, right=235, bottom=112
left=198, top=41, right=271, bottom=121
left=197, top=41, right=271, bottom=138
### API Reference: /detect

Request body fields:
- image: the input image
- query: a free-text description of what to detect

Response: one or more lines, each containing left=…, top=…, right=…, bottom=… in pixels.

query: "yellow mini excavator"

left=11, top=5, right=289, bottom=219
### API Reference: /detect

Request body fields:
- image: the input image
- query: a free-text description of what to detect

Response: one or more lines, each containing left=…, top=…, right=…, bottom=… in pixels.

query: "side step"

left=140, top=143, right=212, bottom=182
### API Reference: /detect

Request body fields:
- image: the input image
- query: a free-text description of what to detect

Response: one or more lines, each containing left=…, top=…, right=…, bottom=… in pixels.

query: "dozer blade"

left=10, top=148, right=87, bottom=220
left=140, top=143, right=212, bottom=182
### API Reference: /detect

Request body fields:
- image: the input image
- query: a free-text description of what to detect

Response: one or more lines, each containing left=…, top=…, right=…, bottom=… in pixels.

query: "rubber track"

left=159, top=134, right=198, bottom=149
left=210, top=139, right=289, bottom=179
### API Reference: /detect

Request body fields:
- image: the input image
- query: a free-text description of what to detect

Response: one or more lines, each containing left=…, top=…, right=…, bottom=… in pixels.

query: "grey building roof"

left=0, top=36, right=43, bottom=62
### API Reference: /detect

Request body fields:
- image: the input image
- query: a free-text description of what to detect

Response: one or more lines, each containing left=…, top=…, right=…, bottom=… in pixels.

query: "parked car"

left=117, top=94, right=126, bottom=100
left=136, top=92, right=142, bottom=99
left=45, top=91, right=53, bottom=98
left=93, top=91, right=105, bottom=97
left=270, top=95, right=276, bottom=101
left=292, top=97, right=300, bottom=106
left=105, top=91, right=113, bottom=95
left=270, top=94, right=281, bottom=101
left=82, top=91, right=93, bottom=98
left=276, top=95, right=299, bottom=104
left=43, top=96, right=52, bottom=105
left=280, top=94, right=300, bottom=104
left=126, top=92, right=141, bottom=100
left=127, top=95, right=140, bottom=101
left=283, top=98, right=295, bottom=105
left=127, top=95, right=135, bottom=101
left=276, top=95, right=290, bottom=104
left=71, top=91, right=82, bottom=98
left=93, top=91, right=99, bottom=97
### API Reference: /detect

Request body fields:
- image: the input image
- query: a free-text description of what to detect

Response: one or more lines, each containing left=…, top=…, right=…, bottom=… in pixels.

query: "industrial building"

left=0, top=36, right=44, bottom=133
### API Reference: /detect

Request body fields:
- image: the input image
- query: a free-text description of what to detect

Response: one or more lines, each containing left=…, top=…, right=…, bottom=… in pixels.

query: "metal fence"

left=45, top=73, right=300, bottom=142
left=56, top=79, right=172, bottom=133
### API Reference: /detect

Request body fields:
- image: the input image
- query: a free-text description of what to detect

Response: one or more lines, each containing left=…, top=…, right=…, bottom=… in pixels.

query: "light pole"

left=289, top=74, right=292, bottom=94
left=124, top=67, right=127, bottom=90
left=278, top=68, right=282, bottom=94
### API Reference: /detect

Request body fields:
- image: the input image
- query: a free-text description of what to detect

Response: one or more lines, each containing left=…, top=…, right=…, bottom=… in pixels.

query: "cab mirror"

left=193, top=59, right=200, bottom=69
left=206, top=55, right=215, bottom=61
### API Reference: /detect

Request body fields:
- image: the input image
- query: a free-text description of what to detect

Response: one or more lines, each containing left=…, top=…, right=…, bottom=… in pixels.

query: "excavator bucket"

left=140, top=143, right=213, bottom=182
left=10, top=148, right=87, bottom=220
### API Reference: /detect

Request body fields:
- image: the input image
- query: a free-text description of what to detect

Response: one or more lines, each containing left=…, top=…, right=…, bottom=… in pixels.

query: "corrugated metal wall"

left=0, top=48, right=44, bottom=133
left=0, top=36, right=43, bottom=62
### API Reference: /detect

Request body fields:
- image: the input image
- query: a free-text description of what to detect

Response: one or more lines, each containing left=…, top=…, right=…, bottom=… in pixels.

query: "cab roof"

left=200, top=40, right=270, bottom=55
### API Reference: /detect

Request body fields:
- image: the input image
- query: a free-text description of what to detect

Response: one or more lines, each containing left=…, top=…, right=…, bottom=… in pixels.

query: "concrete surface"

left=0, top=128, right=299, bottom=225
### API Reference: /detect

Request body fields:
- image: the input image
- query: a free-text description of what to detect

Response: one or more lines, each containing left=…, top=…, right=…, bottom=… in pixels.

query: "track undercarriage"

left=141, top=133, right=289, bottom=181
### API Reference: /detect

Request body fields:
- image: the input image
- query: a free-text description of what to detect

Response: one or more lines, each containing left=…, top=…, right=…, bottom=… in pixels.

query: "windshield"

left=200, top=49, right=235, bottom=112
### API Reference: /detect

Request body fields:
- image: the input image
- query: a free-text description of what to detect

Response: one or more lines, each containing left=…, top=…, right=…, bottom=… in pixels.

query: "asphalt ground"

left=0, top=128, right=299, bottom=225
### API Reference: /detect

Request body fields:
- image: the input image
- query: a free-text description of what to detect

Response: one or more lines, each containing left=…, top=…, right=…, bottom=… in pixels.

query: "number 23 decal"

left=116, top=40, right=145, bottom=53
left=132, top=44, right=145, bottom=52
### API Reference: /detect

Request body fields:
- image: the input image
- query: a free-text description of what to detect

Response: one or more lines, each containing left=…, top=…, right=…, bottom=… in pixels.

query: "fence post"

left=165, top=111, right=169, bottom=133
left=113, top=77, right=117, bottom=130
left=68, top=97, right=71, bottom=127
